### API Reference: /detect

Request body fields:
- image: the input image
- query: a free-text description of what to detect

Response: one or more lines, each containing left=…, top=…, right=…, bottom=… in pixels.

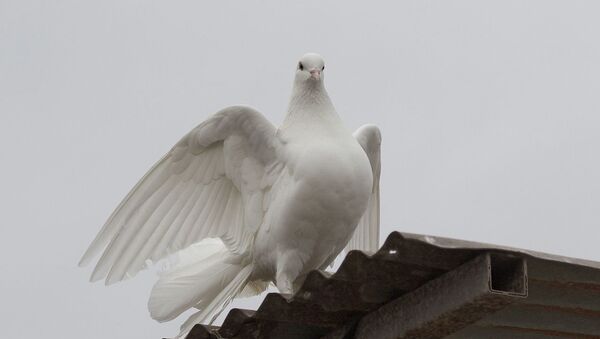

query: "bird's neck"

left=282, top=81, right=340, bottom=129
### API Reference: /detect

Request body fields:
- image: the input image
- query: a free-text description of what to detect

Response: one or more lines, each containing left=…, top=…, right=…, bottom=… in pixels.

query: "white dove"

left=79, top=53, right=381, bottom=335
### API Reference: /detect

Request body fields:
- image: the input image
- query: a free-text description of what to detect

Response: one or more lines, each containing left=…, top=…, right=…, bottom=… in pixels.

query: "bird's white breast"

left=253, top=131, right=373, bottom=280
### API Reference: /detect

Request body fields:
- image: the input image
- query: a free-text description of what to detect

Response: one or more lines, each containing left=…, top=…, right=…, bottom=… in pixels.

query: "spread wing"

left=79, top=105, right=282, bottom=285
left=345, top=124, right=381, bottom=254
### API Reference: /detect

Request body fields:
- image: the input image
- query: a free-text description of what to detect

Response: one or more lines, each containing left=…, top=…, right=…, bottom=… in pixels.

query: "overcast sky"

left=2, top=1, right=600, bottom=338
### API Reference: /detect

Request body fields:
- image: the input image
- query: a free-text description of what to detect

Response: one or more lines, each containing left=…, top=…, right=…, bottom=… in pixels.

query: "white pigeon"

left=79, top=53, right=381, bottom=336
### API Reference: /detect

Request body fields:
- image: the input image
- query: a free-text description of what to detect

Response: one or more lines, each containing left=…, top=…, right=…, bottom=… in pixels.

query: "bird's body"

left=80, top=53, right=381, bottom=337
left=252, top=119, right=373, bottom=291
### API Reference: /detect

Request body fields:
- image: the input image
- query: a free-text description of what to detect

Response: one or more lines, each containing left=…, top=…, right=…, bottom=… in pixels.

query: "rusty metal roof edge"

left=399, top=231, right=600, bottom=270
left=188, top=231, right=600, bottom=339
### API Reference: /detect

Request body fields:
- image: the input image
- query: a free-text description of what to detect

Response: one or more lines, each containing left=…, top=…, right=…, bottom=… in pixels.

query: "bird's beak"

left=309, top=69, right=321, bottom=80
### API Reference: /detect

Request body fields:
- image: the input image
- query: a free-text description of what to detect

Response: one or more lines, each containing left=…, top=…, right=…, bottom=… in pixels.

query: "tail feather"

left=148, top=240, right=252, bottom=324
left=238, top=279, right=269, bottom=298
left=178, top=265, right=253, bottom=338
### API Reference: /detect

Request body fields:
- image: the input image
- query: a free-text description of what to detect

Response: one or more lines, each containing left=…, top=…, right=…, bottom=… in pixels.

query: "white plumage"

left=79, top=53, right=381, bottom=337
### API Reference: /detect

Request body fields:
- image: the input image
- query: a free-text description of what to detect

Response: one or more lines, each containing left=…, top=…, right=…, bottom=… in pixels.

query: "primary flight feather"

left=80, top=53, right=382, bottom=336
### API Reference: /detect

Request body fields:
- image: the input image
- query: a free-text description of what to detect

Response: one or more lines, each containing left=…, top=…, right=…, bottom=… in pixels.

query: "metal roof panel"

left=185, top=231, right=600, bottom=339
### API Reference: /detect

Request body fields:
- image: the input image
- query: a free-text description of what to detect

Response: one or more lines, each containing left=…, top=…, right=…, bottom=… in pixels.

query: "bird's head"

left=294, top=53, right=325, bottom=84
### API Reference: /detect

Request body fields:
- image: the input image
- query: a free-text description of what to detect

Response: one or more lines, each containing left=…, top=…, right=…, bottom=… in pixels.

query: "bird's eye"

left=298, top=62, right=304, bottom=71
left=322, top=65, right=325, bottom=71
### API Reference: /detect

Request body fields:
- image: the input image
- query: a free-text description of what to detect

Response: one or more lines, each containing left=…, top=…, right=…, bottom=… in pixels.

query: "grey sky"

left=2, top=1, right=599, bottom=338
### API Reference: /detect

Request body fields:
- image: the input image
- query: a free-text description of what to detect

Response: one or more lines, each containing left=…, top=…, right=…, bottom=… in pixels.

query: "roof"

left=185, top=231, right=600, bottom=339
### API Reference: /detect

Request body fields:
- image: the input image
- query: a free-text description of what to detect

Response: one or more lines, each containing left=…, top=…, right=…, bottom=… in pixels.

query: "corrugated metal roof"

left=185, top=232, right=600, bottom=339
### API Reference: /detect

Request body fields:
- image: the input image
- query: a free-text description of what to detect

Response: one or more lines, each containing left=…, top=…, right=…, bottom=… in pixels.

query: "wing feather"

left=157, top=180, right=206, bottom=257
left=126, top=181, right=191, bottom=274
left=116, top=180, right=188, bottom=279
left=80, top=105, right=282, bottom=284
left=92, top=175, right=180, bottom=282
left=346, top=124, right=382, bottom=255
left=79, top=156, right=169, bottom=268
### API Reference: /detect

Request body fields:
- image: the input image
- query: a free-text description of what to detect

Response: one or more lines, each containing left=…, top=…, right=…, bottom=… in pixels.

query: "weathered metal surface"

left=354, top=253, right=527, bottom=339
left=184, top=231, right=600, bottom=339
left=184, top=325, right=218, bottom=339
left=401, top=232, right=600, bottom=270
